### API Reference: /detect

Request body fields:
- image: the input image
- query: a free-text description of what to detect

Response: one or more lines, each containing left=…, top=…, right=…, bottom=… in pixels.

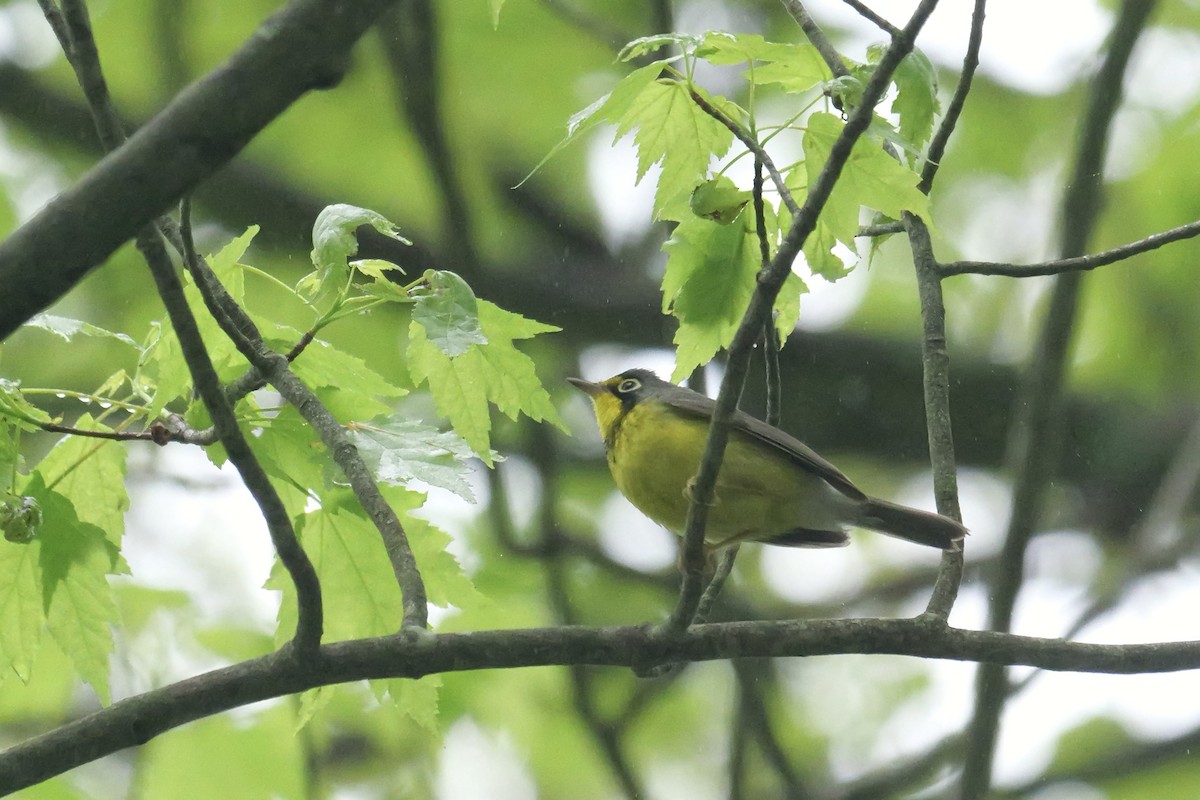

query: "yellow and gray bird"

left=569, top=368, right=966, bottom=554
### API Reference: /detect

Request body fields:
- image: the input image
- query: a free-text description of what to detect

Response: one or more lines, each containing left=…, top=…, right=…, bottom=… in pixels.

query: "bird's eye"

left=617, top=378, right=641, bottom=394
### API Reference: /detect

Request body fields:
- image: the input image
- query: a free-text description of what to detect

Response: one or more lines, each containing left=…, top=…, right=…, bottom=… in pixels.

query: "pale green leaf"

left=696, top=32, right=811, bottom=65
left=690, top=175, right=750, bottom=224
left=303, top=204, right=410, bottom=303
left=803, top=111, right=931, bottom=253
left=661, top=213, right=759, bottom=381
left=28, top=476, right=120, bottom=703
left=347, top=418, right=482, bottom=502
left=36, top=414, right=129, bottom=550
left=411, top=270, right=488, bottom=357
left=870, top=44, right=940, bottom=154
left=375, top=675, right=442, bottom=732
left=311, top=204, right=410, bottom=273
left=618, top=33, right=699, bottom=63
left=521, top=62, right=665, bottom=186
left=774, top=271, right=807, bottom=343
left=270, top=499, right=405, bottom=645
left=388, top=487, right=484, bottom=611
left=24, top=314, right=139, bottom=349
left=0, top=532, right=43, bottom=681
left=407, top=301, right=563, bottom=461
left=614, top=80, right=734, bottom=215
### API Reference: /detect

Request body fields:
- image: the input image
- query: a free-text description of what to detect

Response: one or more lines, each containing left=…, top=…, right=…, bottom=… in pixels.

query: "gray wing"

left=665, top=392, right=868, bottom=502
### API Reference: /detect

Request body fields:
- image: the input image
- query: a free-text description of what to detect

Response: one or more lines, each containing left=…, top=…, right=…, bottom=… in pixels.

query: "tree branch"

left=840, top=0, right=902, bottom=37
left=905, top=215, right=965, bottom=620
left=3, top=618, right=1200, bottom=794
left=939, top=218, right=1200, bottom=277
left=0, top=0, right=403, bottom=341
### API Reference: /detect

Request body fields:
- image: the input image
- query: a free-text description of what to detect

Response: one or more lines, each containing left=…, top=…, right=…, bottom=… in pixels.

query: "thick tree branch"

left=0, top=0, right=402, bottom=341
left=2, top=619, right=1200, bottom=794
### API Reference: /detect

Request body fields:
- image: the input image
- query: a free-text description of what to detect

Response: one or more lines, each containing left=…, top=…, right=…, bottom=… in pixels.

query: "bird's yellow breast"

left=601, top=399, right=846, bottom=547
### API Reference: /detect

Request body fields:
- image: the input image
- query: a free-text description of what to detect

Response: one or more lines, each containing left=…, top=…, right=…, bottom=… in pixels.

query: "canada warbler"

left=569, top=368, right=966, bottom=553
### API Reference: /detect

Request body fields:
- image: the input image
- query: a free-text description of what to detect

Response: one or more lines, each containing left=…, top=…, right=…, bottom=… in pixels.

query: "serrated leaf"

left=662, top=213, right=759, bottom=381
left=775, top=271, right=807, bottom=343
left=411, top=270, right=488, bottom=357
left=205, top=226, right=257, bottom=307
left=870, top=44, right=940, bottom=155
left=36, top=414, right=129, bottom=550
left=613, top=80, right=734, bottom=215
left=0, top=531, right=43, bottom=681
left=24, top=314, right=139, bottom=349
left=388, top=487, right=484, bottom=611
left=803, top=111, right=930, bottom=257
left=407, top=302, right=563, bottom=462
left=269, top=500, right=404, bottom=645
left=27, top=475, right=119, bottom=703
left=803, top=219, right=850, bottom=280
left=375, top=675, right=442, bottom=732
left=522, top=62, right=666, bottom=187
left=347, top=418, right=482, bottom=502
left=295, top=685, right=335, bottom=732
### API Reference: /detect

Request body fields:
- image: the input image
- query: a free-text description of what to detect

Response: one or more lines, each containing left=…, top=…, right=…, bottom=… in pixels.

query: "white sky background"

left=8, top=0, right=1197, bottom=796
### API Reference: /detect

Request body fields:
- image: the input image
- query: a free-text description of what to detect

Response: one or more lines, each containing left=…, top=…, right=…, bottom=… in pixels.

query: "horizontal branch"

left=2, top=618, right=1198, bottom=793
left=939, top=218, right=1200, bottom=277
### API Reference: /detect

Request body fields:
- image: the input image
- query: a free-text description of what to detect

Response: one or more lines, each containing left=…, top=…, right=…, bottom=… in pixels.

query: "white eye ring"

left=617, top=378, right=641, bottom=393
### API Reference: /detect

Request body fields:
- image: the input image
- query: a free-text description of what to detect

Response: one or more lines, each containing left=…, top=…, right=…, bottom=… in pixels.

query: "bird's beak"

left=566, top=377, right=604, bottom=397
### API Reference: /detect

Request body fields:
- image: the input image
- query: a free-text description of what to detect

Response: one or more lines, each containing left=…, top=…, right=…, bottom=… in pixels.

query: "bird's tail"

left=855, top=498, right=967, bottom=550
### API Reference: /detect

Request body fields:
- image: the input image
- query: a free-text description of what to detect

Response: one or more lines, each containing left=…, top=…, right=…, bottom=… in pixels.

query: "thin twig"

left=940, top=218, right=1200, bottom=277
left=665, top=0, right=944, bottom=633
left=920, top=0, right=986, bottom=193
left=840, top=0, right=902, bottom=37
left=781, top=0, right=851, bottom=78
left=688, top=88, right=802, bottom=218
left=959, top=3, right=1159, bottom=797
